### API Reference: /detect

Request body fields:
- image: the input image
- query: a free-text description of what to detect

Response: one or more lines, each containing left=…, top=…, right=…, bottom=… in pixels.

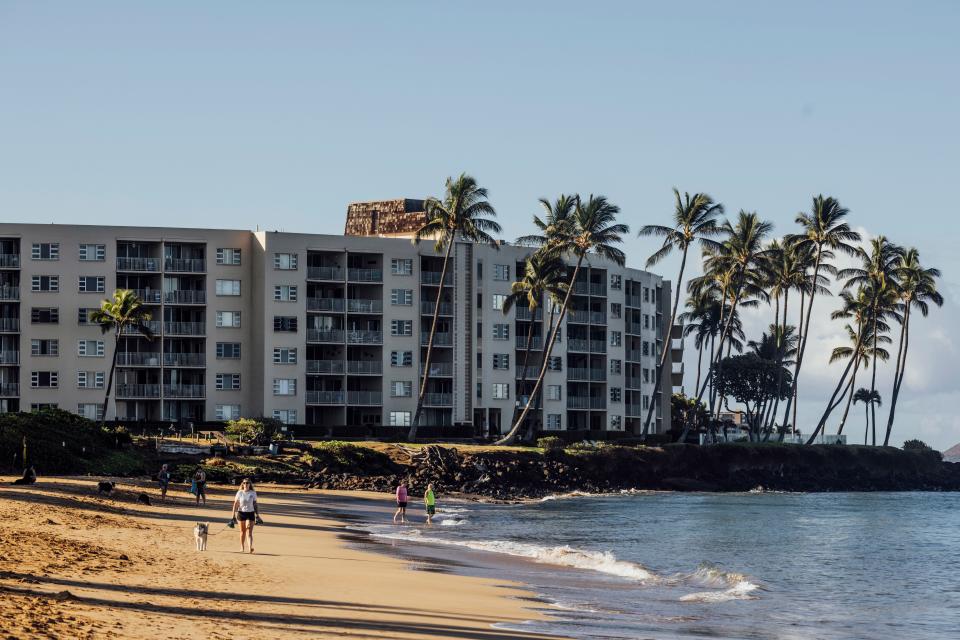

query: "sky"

left=1, top=1, right=958, bottom=449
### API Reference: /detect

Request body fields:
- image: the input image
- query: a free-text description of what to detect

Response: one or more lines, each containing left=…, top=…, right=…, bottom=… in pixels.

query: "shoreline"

left=0, top=476, right=561, bottom=639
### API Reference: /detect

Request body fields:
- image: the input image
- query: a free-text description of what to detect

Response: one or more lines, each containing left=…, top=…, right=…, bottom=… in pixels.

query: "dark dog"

left=137, top=493, right=152, bottom=506
left=97, top=481, right=115, bottom=496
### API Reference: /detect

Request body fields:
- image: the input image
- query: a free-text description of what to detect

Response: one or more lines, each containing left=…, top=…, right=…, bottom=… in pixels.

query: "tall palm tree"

left=516, top=195, right=579, bottom=248
left=782, top=196, right=860, bottom=432
left=409, top=174, right=501, bottom=440
left=638, top=189, right=724, bottom=436
left=853, top=388, right=882, bottom=445
left=883, top=249, right=942, bottom=446
left=497, top=252, right=569, bottom=444
left=830, top=322, right=890, bottom=435
left=90, top=289, right=155, bottom=424
left=499, top=195, right=627, bottom=444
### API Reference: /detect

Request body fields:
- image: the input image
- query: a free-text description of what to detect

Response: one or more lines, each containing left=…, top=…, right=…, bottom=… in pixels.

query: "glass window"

left=611, top=303, right=622, bottom=319
left=216, top=279, right=241, bottom=296
left=389, top=411, right=412, bottom=427
left=217, top=404, right=242, bottom=420
left=78, top=276, right=105, bottom=293
left=216, top=342, right=241, bottom=359
left=493, top=264, right=510, bottom=281
left=215, top=373, right=241, bottom=390
left=216, top=311, right=241, bottom=327
left=30, top=339, right=59, bottom=356
left=547, top=414, right=562, bottom=429
left=492, top=294, right=507, bottom=310
left=546, top=385, right=562, bottom=401
left=643, top=368, right=650, bottom=384
left=390, top=381, right=413, bottom=397
left=492, top=383, right=510, bottom=399
left=390, top=320, right=412, bottom=336
left=77, top=403, right=104, bottom=420
left=272, top=378, right=297, bottom=395
left=77, top=371, right=105, bottom=389
left=78, top=244, right=105, bottom=261
left=642, top=341, right=650, bottom=356
left=77, top=308, right=94, bottom=325
left=610, top=331, right=622, bottom=347
left=77, top=340, right=104, bottom=357
left=492, top=324, right=509, bottom=340
left=610, top=359, right=622, bottom=375
left=274, top=285, right=298, bottom=302
left=391, top=258, right=412, bottom=275
left=610, top=274, right=622, bottom=290
left=274, top=253, right=298, bottom=270
left=216, top=248, right=241, bottom=265
left=610, top=415, right=622, bottom=429
left=273, top=347, right=298, bottom=364
left=31, top=243, right=59, bottom=260
left=31, top=275, right=59, bottom=292
left=273, top=409, right=297, bottom=424
left=390, top=350, right=413, bottom=367
left=547, top=356, right=562, bottom=371
left=273, top=316, right=298, bottom=332
left=391, top=289, right=413, bottom=305
left=31, top=371, right=59, bottom=388
left=610, top=387, right=622, bottom=402
left=492, top=353, right=509, bottom=369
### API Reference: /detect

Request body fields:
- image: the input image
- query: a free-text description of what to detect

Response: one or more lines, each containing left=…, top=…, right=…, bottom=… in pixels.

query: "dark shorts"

left=237, top=511, right=256, bottom=522
left=426, top=505, right=436, bottom=515
left=397, top=501, right=408, bottom=509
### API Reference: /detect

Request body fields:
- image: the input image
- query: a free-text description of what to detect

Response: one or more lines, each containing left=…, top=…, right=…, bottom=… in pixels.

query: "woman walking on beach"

left=157, top=464, right=171, bottom=502
left=424, top=483, right=436, bottom=525
left=192, top=466, right=207, bottom=506
left=393, top=482, right=408, bottom=523
left=232, top=478, right=259, bottom=553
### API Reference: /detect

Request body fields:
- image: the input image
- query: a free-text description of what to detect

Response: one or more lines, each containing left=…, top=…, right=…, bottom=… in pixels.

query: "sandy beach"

left=0, top=477, right=556, bottom=639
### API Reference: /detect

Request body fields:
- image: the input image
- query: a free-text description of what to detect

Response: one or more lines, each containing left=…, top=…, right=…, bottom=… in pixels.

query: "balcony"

left=347, top=360, right=383, bottom=375
left=164, top=258, right=206, bottom=273
left=347, top=299, right=382, bottom=314
left=347, top=391, right=382, bottom=405
left=307, top=360, right=346, bottom=375
left=567, top=396, right=606, bottom=410
left=516, top=336, right=544, bottom=350
left=347, top=330, right=382, bottom=345
left=164, top=290, right=206, bottom=305
left=625, top=294, right=643, bottom=308
left=0, top=254, right=20, bottom=269
left=0, top=382, right=19, bottom=396
left=420, top=362, right=454, bottom=377
left=0, top=350, right=20, bottom=365
left=420, top=301, right=454, bottom=316
left=568, top=338, right=589, bottom=352
left=307, top=298, right=345, bottom=312
left=307, top=266, right=343, bottom=281
left=423, top=392, right=453, bottom=407
left=590, top=311, right=607, bottom=324
left=347, top=268, right=382, bottom=282
left=422, top=332, right=453, bottom=346
left=567, top=310, right=590, bottom=324
left=116, top=257, right=161, bottom=272
left=163, top=321, right=205, bottom=336
left=0, top=318, right=19, bottom=333
left=626, top=403, right=643, bottom=417
left=306, top=390, right=345, bottom=405
left=116, top=383, right=161, bottom=398
left=116, top=352, right=161, bottom=367
left=626, top=349, right=643, bottom=362
left=514, top=307, right=543, bottom=321
left=121, top=320, right=161, bottom=336
left=590, top=340, right=607, bottom=354
left=0, top=286, right=19, bottom=301
left=515, top=364, right=541, bottom=379
left=163, top=353, right=206, bottom=367
left=307, top=329, right=345, bottom=343
left=590, top=283, right=607, bottom=296
left=626, top=322, right=643, bottom=335
left=568, top=368, right=607, bottom=382
left=420, top=271, right=452, bottom=286
left=164, top=384, right=205, bottom=398
left=130, top=289, right=162, bottom=304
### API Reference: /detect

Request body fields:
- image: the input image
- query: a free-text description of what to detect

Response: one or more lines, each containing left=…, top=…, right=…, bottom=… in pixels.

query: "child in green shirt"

left=424, top=483, right=436, bottom=524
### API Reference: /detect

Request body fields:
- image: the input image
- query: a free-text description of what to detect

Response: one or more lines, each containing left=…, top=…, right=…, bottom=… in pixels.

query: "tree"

left=830, top=322, right=890, bottom=435
left=499, top=194, right=628, bottom=444
left=883, top=248, right=942, bottom=446
left=89, top=289, right=155, bottom=424
left=409, top=173, right=501, bottom=440
left=670, top=393, right=709, bottom=437
left=852, top=388, right=881, bottom=446
left=712, top=353, right=792, bottom=440
left=638, top=189, right=724, bottom=436
left=226, top=417, right=285, bottom=446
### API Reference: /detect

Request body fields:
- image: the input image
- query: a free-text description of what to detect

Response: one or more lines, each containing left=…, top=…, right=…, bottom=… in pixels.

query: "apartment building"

left=0, top=218, right=679, bottom=435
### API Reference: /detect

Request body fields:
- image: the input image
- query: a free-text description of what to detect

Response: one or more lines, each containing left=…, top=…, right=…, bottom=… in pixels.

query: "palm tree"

left=638, top=189, right=724, bottom=436
left=853, top=388, right=882, bottom=445
left=410, top=174, right=501, bottom=440
left=499, top=195, right=628, bottom=444
left=89, top=289, right=155, bottom=424
left=882, top=249, right=942, bottom=445
left=497, top=252, right=569, bottom=444
left=747, top=324, right=798, bottom=437
left=831, top=322, right=890, bottom=435
left=516, top=195, right=579, bottom=249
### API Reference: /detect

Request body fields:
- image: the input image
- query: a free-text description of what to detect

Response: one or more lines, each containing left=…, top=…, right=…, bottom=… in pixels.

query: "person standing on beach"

left=157, top=464, right=171, bottom=502
left=192, top=466, right=207, bottom=506
left=424, top=483, right=436, bottom=525
left=393, top=482, right=408, bottom=523
left=231, top=478, right=259, bottom=553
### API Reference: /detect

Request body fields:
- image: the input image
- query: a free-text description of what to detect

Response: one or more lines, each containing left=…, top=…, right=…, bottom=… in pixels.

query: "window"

left=31, top=403, right=58, bottom=412
left=610, top=415, right=623, bottom=429
left=546, top=385, right=562, bottom=401
left=274, top=253, right=298, bottom=270
left=492, top=383, right=510, bottom=400
left=547, top=414, right=562, bottom=430
left=476, top=381, right=482, bottom=399
left=216, top=311, right=241, bottom=328
left=77, top=403, right=104, bottom=421
left=390, top=351, right=413, bottom=367
left=79, top=244, right=105, bottom=261
left=273, top=316, right=298, bottom=332
left=273, top=409, right=297, bottom=424
left=611, top=303, right=622, bottom=319
left=610, top=331, right=622, bottom=347
left=77, top=371, right=105, bottom=389
left=216, top=373, right=241, bottom=390
left=273, top=347, right=298, bottom=364
left=31, top=275, right=59, bottom=292
left=492, top=294, right=508, bottom=311
left=492, top=353, right=509, bottom=369
left=643, top=395, right=650, bottom=410
left=216, top=248, right=241, bottom=265
left=270, top=285, right=296, bottom=302
left=476, top=261, right=483, bottom=280
left=610, top=274, right=622, bottom=290
left=77, top=340, right=105, bottom=357
left=610, top=359, right=622, bottom=375
left=643, top=287, right=650, bottom=303
left=391, top=381, right=413, bottom=397
left=493, top=264, right=510, bottom=281
left=476, top=292, right=482, bottom=308
left=31, top=243, right=59, bottom=260
left=217, top=404, right=242, bottom=420
left=391, top=258, right=413, bottom=275
left=31, top=371, right=58, bottom=388
left=78, top=276, right=105, bottom=293
left=644, top=314, right=651, bottom=329
left=476, top=322, right=482, bottom=338
left=273, top=378, right=297, bottom=395
left=389, top=411, right=412, bottom=427
left=216, top=342, right=241, bottom=359
left=492, top=324, right=509, bottom=340
left=216, top=279, right=241, bottom=296
left=610, top=387, right=622, bottom=402
left=476, top=353, right=482, bottom=369
left=391, top=288, right=413, bottom=306
left=642, top=341, right=650, bottom=357
left=391, top=320, right=412, bottom=336
left=77, top=308, right=95, bottom=325
left=30, top=339, right=59, bottom=356
left=31, top=307, right=59, bottom=324
left=547, top=356, right=562, bottom=371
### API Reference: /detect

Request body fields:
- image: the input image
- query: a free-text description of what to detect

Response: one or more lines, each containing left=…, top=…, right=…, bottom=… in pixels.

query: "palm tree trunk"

left=783, top=249, right=822, bottom=432
left=506, top=310, right=536, bottom=444
left=409, top=237, right=455, bottom=440
left=102, top=330, right=120, bottom=425
left=642, top=249, right=687, bottom=436
left=883, top=306, right=911, bottom=446
left=694, top=340, right=704, bottom=395
left=806, top=316, right=865, bottom=444
left=766, top=291, right=789, bottom=432
left=836, top=373, right=857, bottom=435
left=497, top=256, right=583, bottom=445
left=868, top=313, right=879, bottom=446
left=864, top=404, right=869, bottom=445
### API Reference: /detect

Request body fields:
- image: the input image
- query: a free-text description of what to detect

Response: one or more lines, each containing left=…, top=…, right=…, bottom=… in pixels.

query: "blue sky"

left=1, top=2, right=958, bottom=447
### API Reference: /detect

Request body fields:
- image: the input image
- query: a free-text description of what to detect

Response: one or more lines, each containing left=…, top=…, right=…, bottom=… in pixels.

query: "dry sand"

left=0, top=477, right=558, bottom=639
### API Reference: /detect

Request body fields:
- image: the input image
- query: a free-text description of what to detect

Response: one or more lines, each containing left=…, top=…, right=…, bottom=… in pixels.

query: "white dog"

left=194, top=522, right=209, bottom=551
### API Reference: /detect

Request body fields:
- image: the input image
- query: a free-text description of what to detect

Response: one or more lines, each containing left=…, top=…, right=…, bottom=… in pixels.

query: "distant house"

left=717, top=410, right=746, bottom=426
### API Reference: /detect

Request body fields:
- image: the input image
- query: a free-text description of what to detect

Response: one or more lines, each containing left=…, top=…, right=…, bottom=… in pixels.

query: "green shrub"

left=536, top=436, right=564, bottom=452
left=903, top=439, right=932, bottom=452
left=225, top=417, right=285, bottom=446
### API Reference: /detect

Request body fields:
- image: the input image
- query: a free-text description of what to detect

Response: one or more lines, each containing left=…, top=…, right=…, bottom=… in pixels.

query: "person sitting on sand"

left=12, top=466, right=36, bottom=485
left=157, top=464, right=171, bottom=501
left=424, top=483, right=436, bottom=525
left=231, top=478, right=259, bottom=553
left=393, top=482, right=408, bottom=523
left=192, top=466, right=207, bottom=506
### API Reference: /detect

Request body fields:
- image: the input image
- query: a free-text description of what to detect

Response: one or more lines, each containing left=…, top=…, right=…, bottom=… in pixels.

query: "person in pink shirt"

left=393, top=482, right=409, bottom=523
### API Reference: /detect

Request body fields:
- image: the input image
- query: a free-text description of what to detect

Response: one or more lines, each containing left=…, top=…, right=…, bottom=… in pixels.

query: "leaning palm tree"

left=638, top=189, right=724, bottom=436
left=516, top=195, right=579, bottom=249
left=853, top=388, right=882, bottom=445
left=409, top=174, right=501, bottom=440
left=882, top=248, right=942, bottom=446
left=831, top=323, right=891, bottom=435
left=90, top=289, right=155, bottom=424
left=498, top=195, right=627, bottom=445
left=497, top=252, right=569, bottom=444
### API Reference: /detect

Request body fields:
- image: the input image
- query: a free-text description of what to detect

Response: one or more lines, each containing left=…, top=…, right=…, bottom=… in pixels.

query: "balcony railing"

left=625, top=376, right=643, bottom=390
left=626, top=322, right=643, bottom=335
left=130, top=289, right=162, bottom=304
left=626, top=349, right=643, bottom=362
left=516, top=336, right=543, bottom=350
left=307, top=266, right=343, bottom=281
left=420, top=362, right=454, bottom=377
left=347, top=391, right=382, bottom=405
left=347, top=360, right=383, bottom=375
left=347, top=299, right=382, bottom=314
left=164, top=384, right=205, bottom=398
left=306, top=390, right=345, bottom=405
left=307, top=360, right=345, bottom=375
left=121, top=320, right=162, bottom=336
left=420, top=271, right=452, bottom=285
left=307, top=329, right=345, bottom=343
left=347, top=330, right=382, bottom=345
left=347, top=268, right=382, bottom=282
left=590, top=340, right=607, bottom=354
left=163, top=353, right=206, bottom=367
left=625, top=294, right=643, bottom=308
left=515, top=364, right=541, bottom=379
left=0, top=318, right=18, bottom=333
left=626, top=403, right=643, bottom=417
left=423, top=392, right=453, bottom=407
left=116, top=257, right=160, bottom=272
left=116, top=383, right=161, bottom=398
left=422, top=332, right=453, bottom=346
left=164, top=290, right=206, bottom=305
left=420, top=301, right=454, bottom=316
left=568, top=368, right=607, bottom=382
left=514, top=307, right=543, bottom=321
left=116, top=352, right=161, bottom=366
left=0, top=286, right=19, bottom=301
left=0, top=382, right=19, bottom=396
left=590, top=283, right=607, bottom=296
left=567, top=396, right=606, bottom=410
left=590, top=311, right=607, bottom=324
left=567, top=310, right=590, bottom=324
left=163, top=321, right=205, bottom=336
left=0, top=254, right=20, bottom=268
left=568, top=338, right=589, bottom=352
left=0, top=350, right=20, bottom=365
left=164, top=258, right=206, bottom=273
left=307, top=298, right=345, bottom=312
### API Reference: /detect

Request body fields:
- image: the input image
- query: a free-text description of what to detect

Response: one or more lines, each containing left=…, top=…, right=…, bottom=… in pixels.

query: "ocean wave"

left=675, top=564, right=759, bottom=602
left=438, top=518, right=468, bottom=526
left=539, top=490, right=594, bottom=502
left=678, top=579, right=759, bottom=603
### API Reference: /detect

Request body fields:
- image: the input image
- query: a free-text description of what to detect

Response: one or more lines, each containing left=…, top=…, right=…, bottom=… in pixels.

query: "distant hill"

left=944, top=443, right=960, bottom=463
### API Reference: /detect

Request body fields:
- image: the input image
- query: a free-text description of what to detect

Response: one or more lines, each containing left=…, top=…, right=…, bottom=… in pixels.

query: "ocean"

left=336, top=491, right=960, bottom=639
